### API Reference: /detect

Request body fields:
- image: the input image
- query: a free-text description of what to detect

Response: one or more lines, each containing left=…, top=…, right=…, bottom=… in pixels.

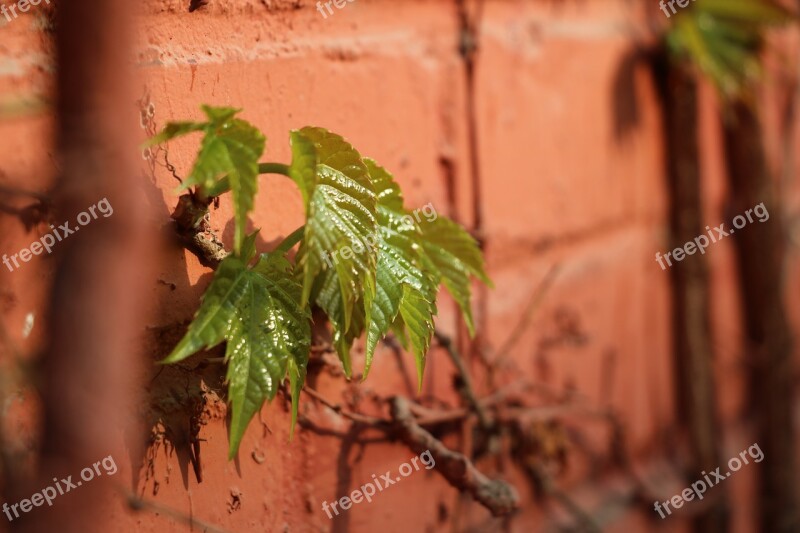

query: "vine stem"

left=258, top=162, right=291, bottom=176
left=171, top=162, right=294, bottom=267
left=274, top=226, right=305, bottom=255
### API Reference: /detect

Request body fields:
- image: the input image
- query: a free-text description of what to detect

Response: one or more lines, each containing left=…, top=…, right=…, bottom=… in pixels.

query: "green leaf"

left=240, top=230, right=260, bottom=264
left=365, top=233, right=438, bottom=388
left=291, top=127, right=377, bottom=373
left=364, top=218, right=414, bottom=377
left=252, top=253, right=310, bottom=441
left=702, top=18, right=762, bottom=80
left=202, top=105, right=242, bottom=123
left=143, top=121, right=206, bottom=147
left=363, top=245, right=404, bottom=377
left=286, top=356, right=305, bottom=439
left=398, top=284, right=437, bottom=390
left=417, top=215, right=491, bottom=336
left=364, top=158, right=404, bottom=211
left=288, top=131, right=318, bottom=209
left=163, top=256, right=310, bottom=459
left=696, top=0, right=793, bottom=24
left=362, top=161, right=437, bottom=382
left=390, top=313, right=410, bottom=350
left=147, top=106, right=265, bottom=255
left=666, top=0, right=794, bottom=100
left=313, top=263, right=366, bottom=376
left=273, top=226, right=306, bottom=256
left=208, top=119, right=265, bottom=255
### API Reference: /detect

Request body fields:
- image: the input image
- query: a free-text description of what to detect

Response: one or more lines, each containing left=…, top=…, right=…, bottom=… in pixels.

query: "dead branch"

left=25, top=0, right=153, bottom=531
left=530, top=465, right=602, bottom=533
left=126, top=492, right=230, bottom=533
left=0, top=181, right=52, bottom=230
left=390, top=395, right=519, bottom=517
left=493, top=264, right=560, bottom=365
left=499, top=404, right=614, bottom=425
left=434, top=330, right=492, bottom=429
left=302, top=386, right=388, bottom=427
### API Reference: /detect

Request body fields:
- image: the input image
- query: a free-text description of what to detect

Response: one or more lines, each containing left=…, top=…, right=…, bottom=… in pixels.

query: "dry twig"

left=390, top=395, right=519, bottom=517
left=302, top=386, right=388, bottom=427
left=434, top=330, right=492, bottom=429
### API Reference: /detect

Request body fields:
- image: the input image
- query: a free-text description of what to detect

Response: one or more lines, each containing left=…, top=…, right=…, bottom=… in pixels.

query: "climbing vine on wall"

left=146, top=105, right=491, bottom=459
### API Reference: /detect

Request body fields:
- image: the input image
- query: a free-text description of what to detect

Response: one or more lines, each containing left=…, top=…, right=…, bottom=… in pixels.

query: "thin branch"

left=390, top=396, right=519, bottom=517
left=310, top=343, right=335, bottom=355
left=493, top=264, right=560, bottom=365
left=302, top=386, right=388, bottom=427
left=411, top=382, right=611, bottom=428
left=498, top=404, right=614, bottom=425
left=297, top=415, right=392, bottom=442
left=126, top=492, right=230, bottom=533
left=434, top=330, right=491, bottom=429
left=412, top=379, right=529, bottom=426
left=0, top=182, right=52, bottom=229
left=0, top=182, right=49, bottom=203
left=531, top=465, right=602, bottom=533
left=382, top=335, right=416, bottom=397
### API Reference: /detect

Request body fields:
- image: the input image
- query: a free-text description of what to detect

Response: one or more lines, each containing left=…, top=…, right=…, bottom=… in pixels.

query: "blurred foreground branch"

left=18, top=1, right=154, bottom=531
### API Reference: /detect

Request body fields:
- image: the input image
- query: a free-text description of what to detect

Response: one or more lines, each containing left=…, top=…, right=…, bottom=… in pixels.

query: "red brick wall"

left=1, top=1, right=799, bottom=531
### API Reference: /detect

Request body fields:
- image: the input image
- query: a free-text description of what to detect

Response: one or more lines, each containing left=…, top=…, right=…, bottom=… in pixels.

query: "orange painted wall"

left=1, top=1, right=798, bottom=532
